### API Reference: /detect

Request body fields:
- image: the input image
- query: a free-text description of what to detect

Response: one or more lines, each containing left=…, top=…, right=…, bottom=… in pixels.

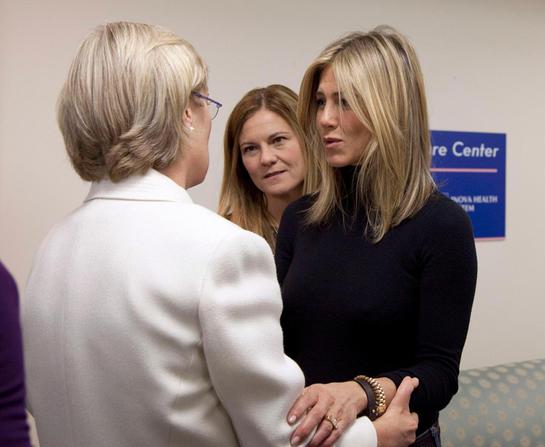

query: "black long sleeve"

left=275, top=186, right=477, bottom=435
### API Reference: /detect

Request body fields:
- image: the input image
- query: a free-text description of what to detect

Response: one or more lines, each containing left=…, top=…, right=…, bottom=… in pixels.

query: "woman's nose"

left=260, top=145, right=278, bottom=166
left=317, top=102, right=338, bottom=129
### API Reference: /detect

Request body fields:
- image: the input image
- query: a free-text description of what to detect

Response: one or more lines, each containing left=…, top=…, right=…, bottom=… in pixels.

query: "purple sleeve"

left=0, top=261, right=32, bottom=447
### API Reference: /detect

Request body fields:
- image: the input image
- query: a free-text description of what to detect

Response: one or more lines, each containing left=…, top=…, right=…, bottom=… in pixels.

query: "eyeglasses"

left=191, top=92, right=222, bottom=120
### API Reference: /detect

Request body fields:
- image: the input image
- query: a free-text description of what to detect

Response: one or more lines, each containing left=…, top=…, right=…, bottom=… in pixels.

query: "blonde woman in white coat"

left=23, top=22, right=418, bottom=447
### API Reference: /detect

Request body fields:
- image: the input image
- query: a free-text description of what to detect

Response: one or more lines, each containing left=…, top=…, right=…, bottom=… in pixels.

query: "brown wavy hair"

left=219, top=84, right=320, bottom=248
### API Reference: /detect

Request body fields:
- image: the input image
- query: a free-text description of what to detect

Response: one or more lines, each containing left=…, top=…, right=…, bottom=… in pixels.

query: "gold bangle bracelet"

left=354, top=375, right=387, bottom=420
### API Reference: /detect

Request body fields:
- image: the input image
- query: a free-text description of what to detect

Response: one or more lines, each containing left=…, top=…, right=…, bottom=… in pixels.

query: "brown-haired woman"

left=219, top=84, right=321, bottom=250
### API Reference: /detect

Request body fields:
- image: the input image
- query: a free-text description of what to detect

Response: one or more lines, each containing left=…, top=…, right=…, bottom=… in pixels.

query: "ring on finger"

left=325, top=414, right=339, bottom=430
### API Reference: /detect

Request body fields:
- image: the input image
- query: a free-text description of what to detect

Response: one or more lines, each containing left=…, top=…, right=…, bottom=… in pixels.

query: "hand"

left=307, top=381, right=367, bottom=446
left=287, top=381, right=367, bottom=446
left=286, top=383, right=334, bottom=446
left=373, top=376, right=419, bottom=447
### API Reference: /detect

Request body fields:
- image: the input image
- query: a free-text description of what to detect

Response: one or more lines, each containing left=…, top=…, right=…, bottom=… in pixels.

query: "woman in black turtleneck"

left=276, top=27, right=477, bottom=447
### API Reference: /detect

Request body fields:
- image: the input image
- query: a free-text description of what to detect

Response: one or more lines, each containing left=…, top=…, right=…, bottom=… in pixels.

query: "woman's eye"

left=242, top=145, right=257, bottom=154
left=272, top=136, right=286, bottom=144
left=315, top=97, right=325, bottom=108
left=340, top=97, right=350, bottom=109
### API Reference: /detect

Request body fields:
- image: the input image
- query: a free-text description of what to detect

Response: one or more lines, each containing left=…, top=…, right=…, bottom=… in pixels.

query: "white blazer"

left=23, top=169, right=376, bottom=447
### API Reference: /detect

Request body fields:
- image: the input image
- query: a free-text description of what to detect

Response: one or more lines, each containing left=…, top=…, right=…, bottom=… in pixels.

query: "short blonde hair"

left=58, top=21, right=207, bottom=182
left=219, top=84, right=320, bottom=248
left=298, top=26, right=435, bottom=242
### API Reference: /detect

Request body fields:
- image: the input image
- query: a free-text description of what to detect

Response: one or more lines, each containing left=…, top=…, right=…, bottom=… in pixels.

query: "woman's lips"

left=264, top=170, right=286, bottom=179
left=323, top=137, right=342, bottom=149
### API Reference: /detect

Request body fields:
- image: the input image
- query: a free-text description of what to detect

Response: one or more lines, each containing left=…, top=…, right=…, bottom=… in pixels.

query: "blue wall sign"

left=430, top=130, right=506, bottom=240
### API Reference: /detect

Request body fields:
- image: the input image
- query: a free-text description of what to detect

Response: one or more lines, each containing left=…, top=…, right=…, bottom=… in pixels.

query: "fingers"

left=306, top=417, right=337, bottom=446
left=388, top=376, right=418, bottom=410
left=290, top=387, right=334, bottom=446
left=287, top=387, right=318, bottom=425
left=316, top=416, right=347, bottom=447
left=308, top=404, right=355, bottom=447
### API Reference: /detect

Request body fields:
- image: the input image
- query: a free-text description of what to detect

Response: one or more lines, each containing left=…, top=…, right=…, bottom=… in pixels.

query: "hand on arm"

left=288, top=376, right=412, bottom=447
left=286, top=383, right=334, bottom=446
left=303, top=381, right=366, bottom=447
left=288, top=381, right=379, bottom=447
left=311, top=377, right=395, bottom=446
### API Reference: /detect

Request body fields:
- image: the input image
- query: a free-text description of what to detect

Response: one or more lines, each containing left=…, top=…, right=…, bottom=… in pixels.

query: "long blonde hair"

left=219, top=85, right=320, bottom=248
left=298, top=26, right=436, bottom=242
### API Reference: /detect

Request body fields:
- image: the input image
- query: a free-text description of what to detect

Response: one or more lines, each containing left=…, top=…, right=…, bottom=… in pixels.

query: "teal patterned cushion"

left=439, top=359, right=545, bottom=446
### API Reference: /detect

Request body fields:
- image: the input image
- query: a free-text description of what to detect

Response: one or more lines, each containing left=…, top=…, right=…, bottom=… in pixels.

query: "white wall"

left=2, top=0, right=545, bottom=373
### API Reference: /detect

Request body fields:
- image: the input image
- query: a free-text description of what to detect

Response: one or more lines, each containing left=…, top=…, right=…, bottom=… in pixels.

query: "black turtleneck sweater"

left=275, top=167, right=477, bottom=434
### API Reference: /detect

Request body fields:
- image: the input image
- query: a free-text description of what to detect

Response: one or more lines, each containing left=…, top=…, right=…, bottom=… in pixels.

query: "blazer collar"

left=84, top=169, right=193, bottom=204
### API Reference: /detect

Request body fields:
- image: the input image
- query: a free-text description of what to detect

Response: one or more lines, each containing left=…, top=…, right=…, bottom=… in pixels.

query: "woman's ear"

left=182, top=107, right=194, bottom=131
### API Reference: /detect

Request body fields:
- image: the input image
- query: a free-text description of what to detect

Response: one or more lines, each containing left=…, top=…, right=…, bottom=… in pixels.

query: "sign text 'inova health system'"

left=431, top=130, right=506, bottom=240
